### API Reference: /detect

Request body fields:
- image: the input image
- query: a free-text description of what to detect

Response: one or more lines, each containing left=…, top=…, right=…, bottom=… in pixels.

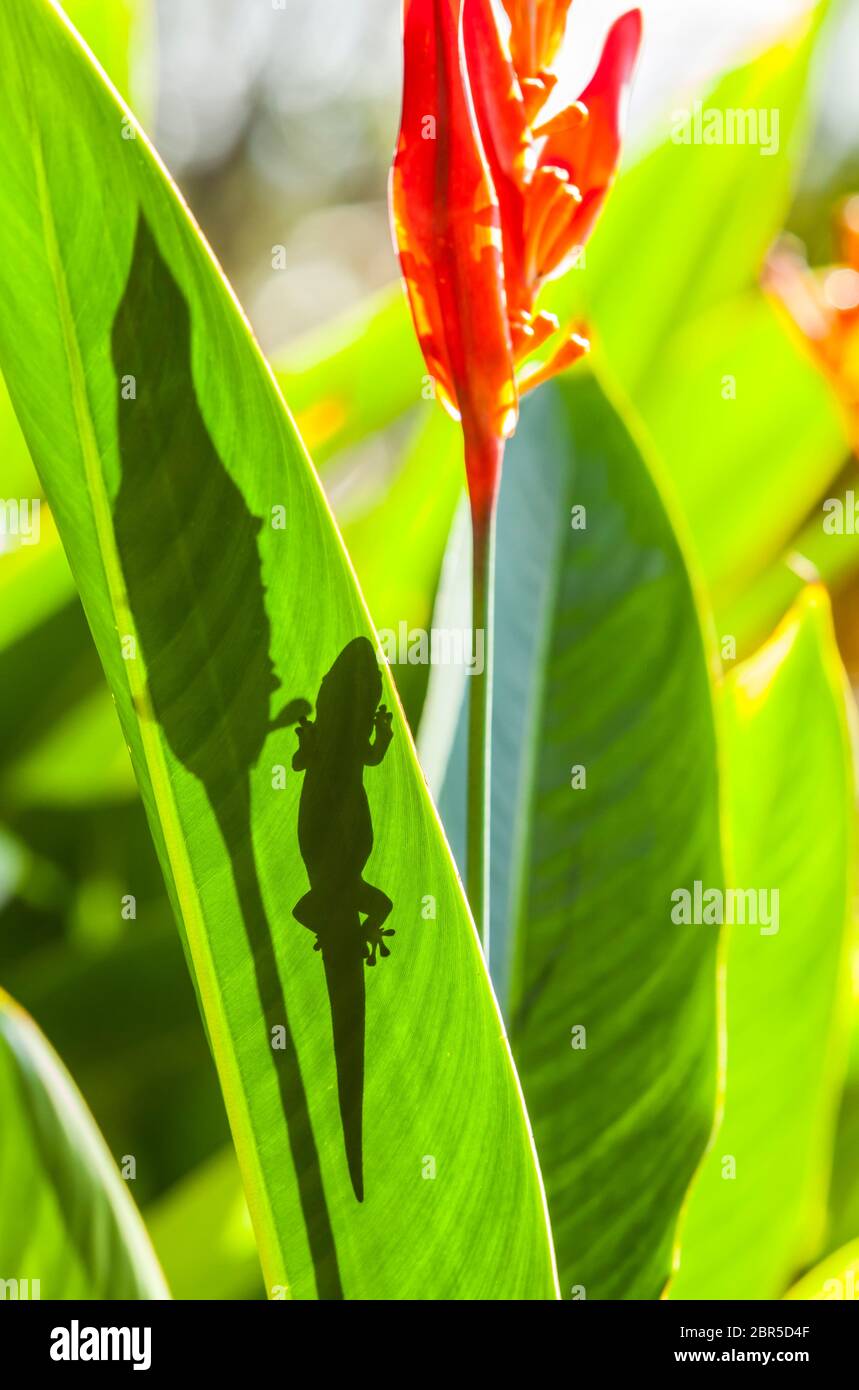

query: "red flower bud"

left=391, top=0, right=642, bottom=526
left=391, top=0, right=517, bottom=522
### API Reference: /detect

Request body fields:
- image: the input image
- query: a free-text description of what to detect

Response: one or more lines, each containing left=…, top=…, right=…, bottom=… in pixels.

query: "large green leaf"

left=0, top=988, right=168, bottom=1298
left=0, top=0, right=557, bottom=1300
left=672, top=588, right=855, bottom=1299
left=428, top=371, right=726, bottom=1298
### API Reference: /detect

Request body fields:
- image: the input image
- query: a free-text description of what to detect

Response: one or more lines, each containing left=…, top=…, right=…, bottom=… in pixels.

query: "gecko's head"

left=317, top=637, right=383, bottom=740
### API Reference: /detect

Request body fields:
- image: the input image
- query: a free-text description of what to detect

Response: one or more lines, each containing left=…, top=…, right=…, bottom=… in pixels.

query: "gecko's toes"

left=364, top=926, right=394, bottom=967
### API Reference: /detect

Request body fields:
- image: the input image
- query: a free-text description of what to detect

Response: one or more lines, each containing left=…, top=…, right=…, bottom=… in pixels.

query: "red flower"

left=391, top=0, right=642, bottom=526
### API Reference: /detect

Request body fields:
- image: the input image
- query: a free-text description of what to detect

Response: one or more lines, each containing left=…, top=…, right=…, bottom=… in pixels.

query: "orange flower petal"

left=463, top=0, right=531, bottom=325
left=518, top=328, right=589, bottom=395
left=501, top=0, right=574, bottom=84
left=539, top=8, right=642, bottom=250
left=524, top=163, right=582, bottom=284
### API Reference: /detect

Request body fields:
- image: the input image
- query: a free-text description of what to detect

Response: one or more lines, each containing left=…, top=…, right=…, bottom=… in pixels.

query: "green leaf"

left=0, top=0, right=557, bottom=1299
left=0, top=988, right=168, bottom=1298
left=785, top=1237, right=859, bottom=1300
left=672, top=588, right=855, bottom=1299
left=428, top=371, right=726, bottom=1298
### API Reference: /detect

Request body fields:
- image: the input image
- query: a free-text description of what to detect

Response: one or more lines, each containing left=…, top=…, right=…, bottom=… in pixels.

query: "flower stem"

left=467, top=497, right=497, bottom=957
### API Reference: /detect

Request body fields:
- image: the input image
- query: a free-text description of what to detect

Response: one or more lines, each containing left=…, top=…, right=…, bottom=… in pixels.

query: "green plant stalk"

left=467, top=485, right=498, bottom=956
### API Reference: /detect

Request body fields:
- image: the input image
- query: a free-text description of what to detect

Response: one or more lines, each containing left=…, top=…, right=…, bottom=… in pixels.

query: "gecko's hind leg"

left=293, top=890, right=324, bottom=951
left=357, top=881, right=394, bottom=965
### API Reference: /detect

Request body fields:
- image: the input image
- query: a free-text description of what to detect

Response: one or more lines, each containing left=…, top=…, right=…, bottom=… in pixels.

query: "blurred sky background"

left=142, top=0, right=859, bottom=358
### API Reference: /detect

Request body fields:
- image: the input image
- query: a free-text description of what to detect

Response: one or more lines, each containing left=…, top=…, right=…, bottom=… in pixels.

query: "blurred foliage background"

left=3, top=0, right=859, bottom=1299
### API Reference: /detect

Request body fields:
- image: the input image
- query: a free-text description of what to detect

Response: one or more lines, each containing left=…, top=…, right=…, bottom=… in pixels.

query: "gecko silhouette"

left=111, top=214, right=343, bottom=1296
left=273, top=637, right=395, bottom=1202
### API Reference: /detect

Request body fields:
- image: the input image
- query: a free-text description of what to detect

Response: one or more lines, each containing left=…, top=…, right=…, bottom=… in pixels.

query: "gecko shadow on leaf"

left=272, top=637, right=395, bottom=1203
left=111, top=214, right=343, bottom=1297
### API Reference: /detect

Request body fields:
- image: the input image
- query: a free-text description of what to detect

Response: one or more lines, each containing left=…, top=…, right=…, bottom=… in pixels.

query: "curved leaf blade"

left=503, top=375, right=726, bottom=1300
left=0, top=989, right=168, bottom=1299
left=426, top=372, right=726, bottom=1298
left=0, top=0, right=557, bottom=1300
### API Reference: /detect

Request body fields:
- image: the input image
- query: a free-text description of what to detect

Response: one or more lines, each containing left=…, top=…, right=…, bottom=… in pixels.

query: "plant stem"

left=467, top=498, right=496, bottom=957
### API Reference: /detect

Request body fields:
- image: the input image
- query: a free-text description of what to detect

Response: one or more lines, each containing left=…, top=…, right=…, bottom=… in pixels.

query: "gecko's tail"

left=321, top=930, right=366, bottom=1202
